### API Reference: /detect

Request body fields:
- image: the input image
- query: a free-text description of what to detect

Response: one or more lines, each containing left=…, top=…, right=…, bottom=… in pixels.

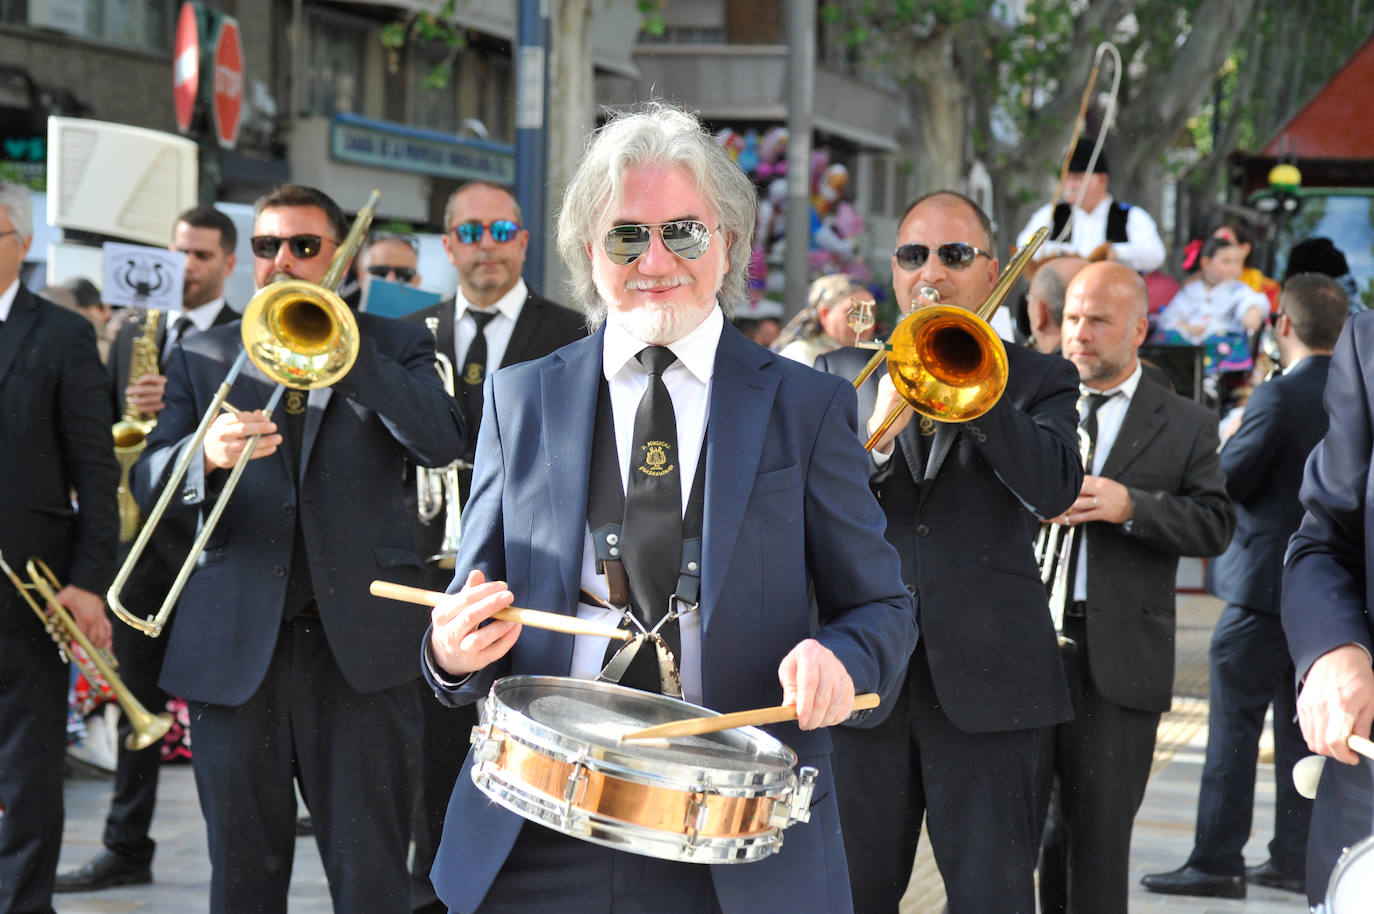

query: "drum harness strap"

left=586, top=379, right=704, bottom=698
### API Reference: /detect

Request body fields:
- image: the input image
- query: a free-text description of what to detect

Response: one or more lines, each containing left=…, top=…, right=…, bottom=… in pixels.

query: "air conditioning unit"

left=46, top=116, right=198, bottom=248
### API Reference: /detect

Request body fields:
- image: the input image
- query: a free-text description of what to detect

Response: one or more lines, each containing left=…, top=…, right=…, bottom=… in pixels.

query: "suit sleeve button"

left=273, top=565, right=286, bottom=577
left=915, top=524, right=930, bottom=536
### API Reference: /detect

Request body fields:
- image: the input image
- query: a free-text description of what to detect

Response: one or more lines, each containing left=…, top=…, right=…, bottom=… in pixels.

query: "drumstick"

left=369, top=580, right=632, bottom=642
left=621, top=693, right=881, bottom=742
left=1292, top=735, right=1374, bottom=799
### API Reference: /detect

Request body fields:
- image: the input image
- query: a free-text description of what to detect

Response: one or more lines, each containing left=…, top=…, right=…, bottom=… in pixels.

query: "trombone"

left=108, top=190, right=380, bottom=637
left=1, top=552, right=172, bottom=751
left=857, top=226, right=1048, bottom=450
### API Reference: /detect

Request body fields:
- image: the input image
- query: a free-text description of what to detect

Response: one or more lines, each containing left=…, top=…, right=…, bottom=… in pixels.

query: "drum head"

left=1328, top=834, right=1374, bottom=913
left=488, top=676, right=797, bottom=787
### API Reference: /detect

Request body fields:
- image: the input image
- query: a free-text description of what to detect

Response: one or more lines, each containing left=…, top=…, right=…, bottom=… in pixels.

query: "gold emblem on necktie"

left=919, top=416, right=936, bottom=436
left=284, top=391, right=307, bottom=416
left=639, top=441, right=675, bottom=477
left=464, top=363, right=484, bottom=386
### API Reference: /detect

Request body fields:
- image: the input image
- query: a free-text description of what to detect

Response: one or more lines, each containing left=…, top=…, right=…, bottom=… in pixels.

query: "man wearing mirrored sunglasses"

left=815, top=190, right=1084, bottom=914
left=401, top=180, right=584, bottom=914
left=357, top=230, right=421, bottom=305
left=420, top=102, right=914, bottom=914
left=135, top=183, right=465, bottom=913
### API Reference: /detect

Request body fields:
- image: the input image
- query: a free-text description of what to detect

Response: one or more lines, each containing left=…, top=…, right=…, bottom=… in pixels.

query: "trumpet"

left=112, top=308, right=162, bottom=543
left=108, top=190, right=379, bottom=637
left=857, top=227, right=1048, bottom=451
left=1037, top=425, right=1093, bottom=637
left=1, top=552, right=172, bottom=750
left=417, top=316, right=464, bottom=568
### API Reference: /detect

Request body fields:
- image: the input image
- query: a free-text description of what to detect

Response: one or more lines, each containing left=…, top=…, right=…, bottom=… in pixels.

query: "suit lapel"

left=0, top=288, right=39, bottom=389
left=1100, top=378, right=1166, bottom=479
left=540, top=332, right=603, bottom=628
left=297, top=387, right=333, bottom=482
left=699, top=326, right=780, bottom=627
left=500, top=293, right=539, bottom=369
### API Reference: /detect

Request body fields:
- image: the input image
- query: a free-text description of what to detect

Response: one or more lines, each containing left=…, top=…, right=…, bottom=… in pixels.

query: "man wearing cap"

left=1016, top=138, right=1166, bottom=275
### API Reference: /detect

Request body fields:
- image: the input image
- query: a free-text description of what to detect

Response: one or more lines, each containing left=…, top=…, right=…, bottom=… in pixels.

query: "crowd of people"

left=1, top=101, right=1372, bottom=914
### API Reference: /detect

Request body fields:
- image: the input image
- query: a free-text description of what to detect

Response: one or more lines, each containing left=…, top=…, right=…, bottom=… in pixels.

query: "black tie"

left=1065, top=392, right=1116, bottom=603
left=460, top=310, right=497, bottom=436
left=617, top=346, right=683, bottom=690
left=164, top=314, right=194, bottom=362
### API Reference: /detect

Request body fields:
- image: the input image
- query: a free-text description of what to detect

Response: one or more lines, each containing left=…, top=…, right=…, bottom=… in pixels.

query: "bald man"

left=1035, top=261, right=1234, bottom=914
left=1027, top=257, right=1089, bottom=354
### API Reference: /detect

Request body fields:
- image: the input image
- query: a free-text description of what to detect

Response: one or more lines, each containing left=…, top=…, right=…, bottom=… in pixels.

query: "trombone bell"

left=886, top=305, right=1010, bottom=422
left=243, top=281, right=358, bottom=389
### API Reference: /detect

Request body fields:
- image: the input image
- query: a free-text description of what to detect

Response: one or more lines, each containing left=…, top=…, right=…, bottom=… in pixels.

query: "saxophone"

left=112, top=310, right=162, bottom=544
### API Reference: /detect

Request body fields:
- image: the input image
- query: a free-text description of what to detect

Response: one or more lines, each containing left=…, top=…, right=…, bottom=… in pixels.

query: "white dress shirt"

left=1016, top=194, right=1166, bottom=274
left=162, top=297, right=228, bottom=360
left=567, top=306, right=723, bottom=703
left=0, top=277, right=19, bottom=321
left=1073, top=361, right=1143, bottom=601
left=452, top=279, right=528, bottom=370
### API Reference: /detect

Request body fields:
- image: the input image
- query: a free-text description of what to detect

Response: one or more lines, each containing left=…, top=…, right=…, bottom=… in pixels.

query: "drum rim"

left=485, top=675, right=799, bottom=788
left=1327, top=833, right=1374, bottom=909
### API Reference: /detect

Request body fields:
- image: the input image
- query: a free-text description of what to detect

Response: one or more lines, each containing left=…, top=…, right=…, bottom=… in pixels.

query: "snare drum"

left=468, top=676, right=817, bottom=864
left=1326, top=834, right=1374, bottom=913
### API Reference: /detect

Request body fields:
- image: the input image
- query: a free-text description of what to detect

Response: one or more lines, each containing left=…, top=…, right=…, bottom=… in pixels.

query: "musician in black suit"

left=1037, top=261, right=1234, bottom=914
left=134, top=185, right=465, bottom=913
left=57, top=205, right=241, bottom=893
left=0, top=181, right=119, bottom=914
left=1141, top=274, right=1348, bottom=899
left=816, top=191, right=1083, bottom=913
left=400, top=180, right=584, bottom=913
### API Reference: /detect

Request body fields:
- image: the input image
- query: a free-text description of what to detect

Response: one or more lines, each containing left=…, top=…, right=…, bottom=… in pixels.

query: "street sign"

left=211, top=16, right=244, bottom=149
left=172, top=2, right=199, bottom=134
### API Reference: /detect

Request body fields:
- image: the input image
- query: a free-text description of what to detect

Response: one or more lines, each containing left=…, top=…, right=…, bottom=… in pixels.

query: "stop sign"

left=211, top=17, right=244, bottom=149
left=172, top=3, right=199, bottom=134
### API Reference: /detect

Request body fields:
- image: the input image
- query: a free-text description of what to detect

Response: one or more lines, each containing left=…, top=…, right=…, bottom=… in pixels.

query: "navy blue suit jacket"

left=1209, top=355, right=1331, bottom=614
left=423, top=321, right=916, bottom=914
left=137, top=312, right=464, bottom=705
left=1285, top=314, right=1374, bottom=680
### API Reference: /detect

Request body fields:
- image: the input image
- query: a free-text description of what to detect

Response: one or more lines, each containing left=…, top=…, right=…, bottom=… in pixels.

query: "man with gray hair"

left=420, top=102, right=915, bottom=913
left=0, top=181, right=119, bottom=914
left=1027, top=256, right=1089, bottom=354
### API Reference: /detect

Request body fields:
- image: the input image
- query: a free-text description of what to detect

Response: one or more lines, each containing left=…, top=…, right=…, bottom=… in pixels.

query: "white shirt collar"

left=0, top=277, right=18, bottom=321
left=1081, top=359, right=1143, bottom=402
left=457, top=278, right=527, bottom=324
left=181, top=297, right=227, bottom=333
left=602, top=305, right=723, bottom=384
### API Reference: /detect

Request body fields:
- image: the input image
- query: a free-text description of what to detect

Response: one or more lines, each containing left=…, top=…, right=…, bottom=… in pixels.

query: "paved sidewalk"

left=51, top=564, right=1311, bottom=912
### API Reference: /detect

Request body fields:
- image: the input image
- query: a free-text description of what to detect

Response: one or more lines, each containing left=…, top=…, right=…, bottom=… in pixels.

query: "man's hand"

left=1297, top=643, right=1374, bottom=765
left=867, top=373, right=913, bottom=455
left=203, top=410, right=281, bottom=473
left=56, top=585, right=112, bottom=653
left=124, top=373, right=168, bottom=416
left=779, top=639, right=856, bottom=730
left=1047, top=475, right=1134, bottom=527
left=429, top=569, right=520, bottom=678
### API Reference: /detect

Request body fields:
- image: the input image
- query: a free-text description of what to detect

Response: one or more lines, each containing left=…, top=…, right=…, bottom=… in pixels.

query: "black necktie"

left=460, top=310, right=497, bottom=436
left=618, top=346, right=683, bottom=690
left=1065, top=392, right=1116, bottom=601
left=164, top=314, right=194, bottom=362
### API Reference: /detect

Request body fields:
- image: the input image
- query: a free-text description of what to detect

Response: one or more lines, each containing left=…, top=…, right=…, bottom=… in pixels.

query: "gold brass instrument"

left=859, top=227, right=1049, bottom=451
left=108, top=190, right=380, bottom=637
left=112, top=309, right=162, bottom=543
left=1, top=552, right=172, bottom=750
left=1037, top=425, right=1093, bottom=638
left=418, top=315, right=464, bottom=569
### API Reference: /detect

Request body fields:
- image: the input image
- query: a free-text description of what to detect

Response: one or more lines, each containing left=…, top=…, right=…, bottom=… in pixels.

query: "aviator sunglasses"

left=452, top=219, right=521, bottom=244
left=250, top=234, right=329, bottom=259
left=894, top=242, right=993, bottom=271
left=365, top=265, right=417, bottom=282
left=604, top=220, right=714, bottom=266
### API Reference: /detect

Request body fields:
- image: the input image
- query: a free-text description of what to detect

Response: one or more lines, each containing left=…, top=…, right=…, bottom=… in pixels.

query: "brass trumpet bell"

left=886, top=304, right=1009, bottom=423
left=242, top=281, right=358, bottom=389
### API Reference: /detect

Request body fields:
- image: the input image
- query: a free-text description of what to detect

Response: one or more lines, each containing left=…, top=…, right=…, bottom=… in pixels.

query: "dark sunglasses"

left=365, top=265, right=417, bottom=282
left=893, top=242, right=992, bottom=271
left=604, top=220, right=713, bottom=266
left=250, top=234, right=329, bottom=259
left=452, top=219, right=521, bottom=244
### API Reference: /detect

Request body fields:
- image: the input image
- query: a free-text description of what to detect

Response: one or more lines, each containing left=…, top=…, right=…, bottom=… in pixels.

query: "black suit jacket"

left=0, top=285, right=119, bottom=628
left=1208, top=355, right=1330, bottom=614
left=135, top=313, right=465, bottom=705
left=1285, top=314, right=1374, bottom=681
left=1081, top=373, right=1235, bottom=712
left=816, top=343, right=1082, bottom=732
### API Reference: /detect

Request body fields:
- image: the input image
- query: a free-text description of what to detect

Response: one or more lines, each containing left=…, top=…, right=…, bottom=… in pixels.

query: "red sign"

left=172, top=3, right=199, bottom=134
left=211, top=17, right=244, bottom=150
